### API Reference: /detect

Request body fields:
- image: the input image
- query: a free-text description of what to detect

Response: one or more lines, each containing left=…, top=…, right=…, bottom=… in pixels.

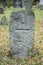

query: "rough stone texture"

left=0, top=16, right=7, bottom=25
left=9, top=0, right=35, bottom=58
left=25, top=0, right=34, bottom=11
left=9, top=10, right=35, bottom=58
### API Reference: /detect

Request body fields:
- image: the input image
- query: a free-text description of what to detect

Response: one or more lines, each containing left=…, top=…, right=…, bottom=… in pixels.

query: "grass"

left=0, top=7, right=43, bottom=65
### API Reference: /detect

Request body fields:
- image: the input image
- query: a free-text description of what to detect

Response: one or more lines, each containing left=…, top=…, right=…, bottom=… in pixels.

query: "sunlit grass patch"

left=33, top=7, right=43, bottom=20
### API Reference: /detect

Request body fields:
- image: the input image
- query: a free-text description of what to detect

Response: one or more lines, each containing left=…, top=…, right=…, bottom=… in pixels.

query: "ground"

left=0, top=7, right=43, bottom=65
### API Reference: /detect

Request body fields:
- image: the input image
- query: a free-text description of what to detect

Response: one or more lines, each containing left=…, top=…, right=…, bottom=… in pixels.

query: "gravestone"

left=13, top=0, right=24, bottom=8
left=37, top=0, right=43, bottom=10
left=0, top=7, right=4, bottom=14
left=9, top=0, right=35, bottom=58
left=0, top=16, right=7, bottom=25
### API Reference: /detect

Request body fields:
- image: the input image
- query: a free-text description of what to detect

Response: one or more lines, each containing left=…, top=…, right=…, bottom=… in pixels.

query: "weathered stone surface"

left=0, top=16, right=7, bottom=25
left=25, top=0, right=34, bottom=11
left=9, top=10, right=35, bottom=58
left=9, top=0, right=35, bottom=58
